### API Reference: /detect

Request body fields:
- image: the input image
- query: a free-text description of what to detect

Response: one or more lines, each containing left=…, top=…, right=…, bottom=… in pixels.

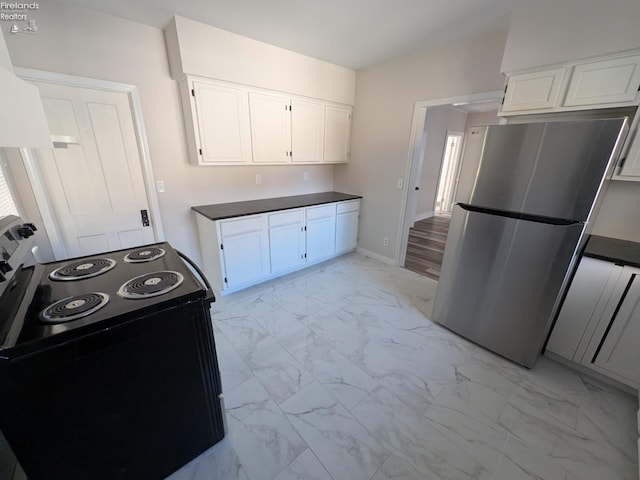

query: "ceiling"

left=63, top=0, right=529, bottom=70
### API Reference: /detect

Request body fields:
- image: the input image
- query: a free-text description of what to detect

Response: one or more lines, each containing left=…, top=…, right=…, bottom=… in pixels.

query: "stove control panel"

left=0, top=216, right=36, bottom=296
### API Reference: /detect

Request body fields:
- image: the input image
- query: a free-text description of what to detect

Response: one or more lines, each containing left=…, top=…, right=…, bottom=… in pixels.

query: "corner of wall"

left=163, top=16, right=183, bottom=81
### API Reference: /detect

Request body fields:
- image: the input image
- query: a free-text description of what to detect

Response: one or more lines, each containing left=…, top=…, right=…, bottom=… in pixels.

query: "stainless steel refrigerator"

left=432, top=118, right=629, bottom=368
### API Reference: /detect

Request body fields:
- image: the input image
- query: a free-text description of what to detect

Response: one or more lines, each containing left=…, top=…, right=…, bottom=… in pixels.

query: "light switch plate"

left=256, top=174, right=262, bottom=184
left=397, top=178, right=403, bottom=189
left=156, top=180, right=165, bottom=193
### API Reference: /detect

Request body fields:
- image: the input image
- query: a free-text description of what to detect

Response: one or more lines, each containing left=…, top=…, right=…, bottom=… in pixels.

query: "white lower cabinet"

left=546, top=256, right=640, bottom=388
left=306, top=204, right=336, bottom=263
left=268, top=209, right=306, bottom=274
left=218, top=215, right=270, bottom=288
left=196, top=199, right=359, bottom=295
left=335, top=200, right=360, bottom=253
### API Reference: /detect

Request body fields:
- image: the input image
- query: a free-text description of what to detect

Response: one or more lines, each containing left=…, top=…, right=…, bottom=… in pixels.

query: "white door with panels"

left=32, top=81, right=156, bottom=258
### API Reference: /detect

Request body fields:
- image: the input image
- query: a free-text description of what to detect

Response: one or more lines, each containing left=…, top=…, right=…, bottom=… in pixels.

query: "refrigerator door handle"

left=455, top=203, right=580, bottom=226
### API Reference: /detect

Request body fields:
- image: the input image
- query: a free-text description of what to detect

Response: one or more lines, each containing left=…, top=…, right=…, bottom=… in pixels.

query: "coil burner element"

left=40, top=293, right=110, bottom=323
left=49, top=258, right=116, bottom=281
left=118, top=271, right=184, bottom=299
left=123, top=247, right=166, bottom=263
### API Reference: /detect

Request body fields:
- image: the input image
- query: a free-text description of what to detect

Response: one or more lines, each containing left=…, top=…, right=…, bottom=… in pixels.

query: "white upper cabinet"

left=291, top=98, right=324, bottom=164
left=181, top=76, right=352, bottom=166
left=500, top=52, right=640, bottom=116
left=324, top=104, right=352, bottom=163
left=191, top=80, right=252, bottom=165
left=249, top=91, right=292, bottom=163
left=501, top=68, right=567, bottom=112
left=564, top=54, right=640, bottom=107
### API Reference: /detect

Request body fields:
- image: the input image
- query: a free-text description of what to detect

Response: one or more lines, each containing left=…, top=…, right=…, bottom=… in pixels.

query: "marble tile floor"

left=168, top=253, right=638, bottom=480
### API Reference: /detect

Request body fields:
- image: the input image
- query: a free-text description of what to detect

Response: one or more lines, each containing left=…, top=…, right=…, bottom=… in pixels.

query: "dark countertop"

left=585, top=235, right=640, bottom=268
left=192, top=191, right=362, bottom=221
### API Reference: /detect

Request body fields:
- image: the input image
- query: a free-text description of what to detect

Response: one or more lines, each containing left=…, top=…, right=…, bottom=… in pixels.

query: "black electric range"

left=0, top=216, right=225, bottom=480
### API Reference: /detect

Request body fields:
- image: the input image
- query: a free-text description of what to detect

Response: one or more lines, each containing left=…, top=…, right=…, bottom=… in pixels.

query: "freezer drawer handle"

left=456, top=203, right=580, bottom=226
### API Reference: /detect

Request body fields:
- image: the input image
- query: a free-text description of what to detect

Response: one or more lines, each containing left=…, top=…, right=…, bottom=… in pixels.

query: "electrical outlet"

left=303, top=171, right=309, bottom=181
left=155, top=180, right=165, bottom=193
left=397, top=178, right=404, bottom=189
left=383, top=237, right=389, bottom=247
left=255, top=174, right=262, bottom=184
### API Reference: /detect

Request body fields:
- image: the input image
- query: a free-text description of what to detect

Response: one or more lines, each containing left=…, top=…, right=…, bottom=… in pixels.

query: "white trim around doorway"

left=14, top=68, right=165, bottom=259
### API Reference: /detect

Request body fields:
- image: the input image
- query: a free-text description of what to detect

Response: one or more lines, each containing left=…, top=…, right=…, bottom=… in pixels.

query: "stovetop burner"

left=118, top=271, right=184, bottom=299
left=49, top=258, right=116, bottom=281
left=40, top=293, right=110, bottom=323
left=124, top=247, right=166, bottom=263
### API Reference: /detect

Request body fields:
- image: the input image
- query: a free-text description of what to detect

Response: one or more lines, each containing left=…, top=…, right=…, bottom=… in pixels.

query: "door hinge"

left=304, top=225, right=307, bottom=231
left=199, top=148, right=203, bottom=155
left=224, top=277, right=227, bottom=284
left=304, top=253, right=307, bottom=259
left=220, top=243, right=224, bottom=250
left=191, top=89, right=195, bottom=97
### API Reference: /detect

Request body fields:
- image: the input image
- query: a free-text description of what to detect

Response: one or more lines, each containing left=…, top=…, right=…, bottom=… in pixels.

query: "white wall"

left=335, top=29, right=508, bottom=261
left=592, top=182, right=640, bottom=242
left=165, top=16, right=355, bottom=105
left=415, top=106, right=468, bottom=218
left=465, top=109, right=500, bottom=128
left=502, top=0, right=640, bottom=72
left=4, top=1, right=335, bottom=263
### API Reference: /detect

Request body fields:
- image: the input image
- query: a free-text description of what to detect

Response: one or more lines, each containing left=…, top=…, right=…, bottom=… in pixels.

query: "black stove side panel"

left=0, top=298, right=224, bottom=480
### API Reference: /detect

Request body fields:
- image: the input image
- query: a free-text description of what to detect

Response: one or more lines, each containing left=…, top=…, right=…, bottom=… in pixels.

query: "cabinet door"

left=219, top=216, right=269, bottom=288
left=614, top=113, right=640, bottom=178
left=324, top=105, right=352, bottom=163
left=291, top=99, right=324, bottom=164
left=501, top=68, right=567, bottom=112
left=192, top=81, right=252, bottom=164
left=591, top=267, right=640, bottom=386
left=546, top=257, right=623, bottom=361
left=268, top=209, right=305, bottom=274
left=305, top=204, right=336, bottom=262
left=249, top=91, right=291, bottom=163
left=564, top=54, right=640, bottom=107
left=335, top=201, right=360, bottom=254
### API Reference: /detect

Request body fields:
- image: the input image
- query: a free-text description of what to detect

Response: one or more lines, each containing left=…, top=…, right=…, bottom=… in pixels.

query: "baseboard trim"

left=356, top=247, right=396, bottom=266
left=414, top=211, right=434, bottom=222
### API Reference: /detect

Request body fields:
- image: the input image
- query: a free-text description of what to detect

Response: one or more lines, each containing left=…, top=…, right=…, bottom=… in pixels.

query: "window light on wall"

left=0, top=155, right=19, bottom=217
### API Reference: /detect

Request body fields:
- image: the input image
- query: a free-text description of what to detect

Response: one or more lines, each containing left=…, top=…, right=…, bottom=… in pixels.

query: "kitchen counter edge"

left=585, top=235, right=640, bottom=268
left=191, top=192, right=362, bottom=221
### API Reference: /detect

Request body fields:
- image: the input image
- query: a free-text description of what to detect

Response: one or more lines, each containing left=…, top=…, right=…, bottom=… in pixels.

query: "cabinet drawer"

left=268, top=209, right=304, bottom=228
left=306, top=203, right=336, bottom=220
left=336, top=200, right=360, bottom=214
left=219, top=215, right=265, bottom=237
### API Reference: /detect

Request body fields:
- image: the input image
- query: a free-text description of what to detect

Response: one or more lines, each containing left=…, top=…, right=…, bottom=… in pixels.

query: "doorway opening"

left=398, top=92, right=504, bottom=280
